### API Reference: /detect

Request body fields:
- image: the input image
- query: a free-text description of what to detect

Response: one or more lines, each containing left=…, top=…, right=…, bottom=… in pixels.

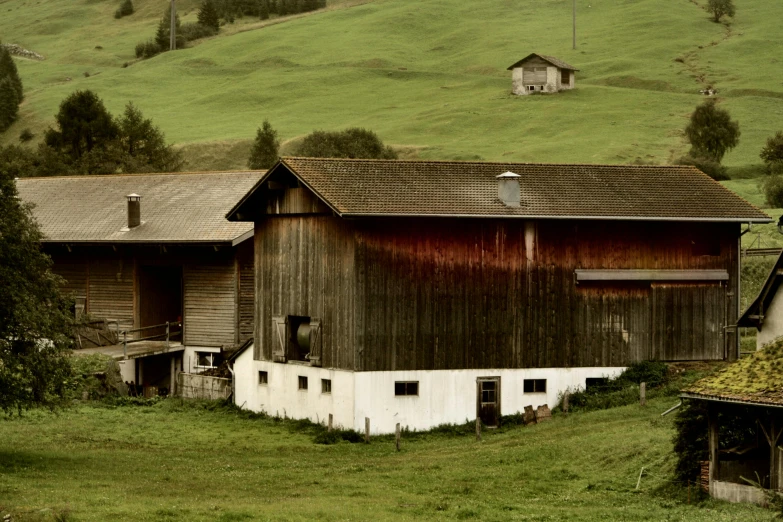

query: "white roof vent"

left=497, top=172, right=521, bottom=207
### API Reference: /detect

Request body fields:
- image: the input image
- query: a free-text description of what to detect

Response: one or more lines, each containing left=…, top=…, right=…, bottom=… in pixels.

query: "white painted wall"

left=233, top=351, right=625, bottom=434
left=118, top=358, right=136, bottom=383
left=758, top=289, right=783, bottom=349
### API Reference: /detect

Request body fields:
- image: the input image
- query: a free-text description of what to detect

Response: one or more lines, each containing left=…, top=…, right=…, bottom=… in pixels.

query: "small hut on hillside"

left=507, top=53, right=578, bottom=95
left=682, top=342, right=783, bottom=505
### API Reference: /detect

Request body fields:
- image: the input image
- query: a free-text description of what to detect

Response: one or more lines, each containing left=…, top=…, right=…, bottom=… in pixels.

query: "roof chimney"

left=497, top=172, right=521, bottom=207
left=127, top=194, right=141, bottom=228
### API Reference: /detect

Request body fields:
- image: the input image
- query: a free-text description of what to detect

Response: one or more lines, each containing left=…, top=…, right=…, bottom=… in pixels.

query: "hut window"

left=298, top=376, right=308, bottom=390
left=395, top=381, right=419, bottom=396
left=523, top=379, right=547, bottom=393
left=528, top=85, right=535, bottom=92
left=322, top=379, right=331, bottom=394
left=258, top=371, right=268, bottom=385
left=561, top=70, right=570, bottom=85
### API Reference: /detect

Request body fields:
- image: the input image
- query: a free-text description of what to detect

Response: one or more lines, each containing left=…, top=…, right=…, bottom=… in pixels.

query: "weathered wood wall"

left=237, top=241, right=255, bottom=343
left=183, top=263, right=237, bottom=347
left=254, top=216, right=738, bottom=371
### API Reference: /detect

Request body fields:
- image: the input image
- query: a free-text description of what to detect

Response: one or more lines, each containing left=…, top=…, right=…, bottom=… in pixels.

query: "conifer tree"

left=0, top=46, right=23, bottom=102
left=248, top=120, right=280, bottom=169
left=0, top=78, right=20, bottom=132
left=197, top=0, right=221, bottom=32
left=155, top=7, right=182, bottom=50
left=259, top=0, right=270, bottom=20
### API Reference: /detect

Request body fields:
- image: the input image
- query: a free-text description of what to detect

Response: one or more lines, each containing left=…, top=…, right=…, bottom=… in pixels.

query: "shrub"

left=761, top=131, right=783, bottom=175
left=296, top=128, right=397, bottom=160
left=764, top=175, right=783, bottom=208
left=114, top=0, right=134, bottom=19
left=135, top=40, right=161, bottom=59
left=564, top=361, right=670, bottom=412
left=18, top=128, right=33, bottom=142
left=676, top=154, right=729, bottom=180
left=313, top=428, right=363, bottom=444
left=180, top=22, right=217, bottom=42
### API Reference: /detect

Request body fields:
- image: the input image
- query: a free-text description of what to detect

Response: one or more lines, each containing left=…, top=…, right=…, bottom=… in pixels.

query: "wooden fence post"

left=395, top=423, right=401, bottom=452
left=563, top=392, right=569, bottom=414
left=640, top=382, right=646, bottom=407
left=475, top=418, right=481, bottom=441
left=328, top=413, right=333, bottom=432
left=365, top=417, right=370, bottom=443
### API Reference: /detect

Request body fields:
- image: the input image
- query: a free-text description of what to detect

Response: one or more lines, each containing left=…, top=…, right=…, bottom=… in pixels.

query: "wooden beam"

left=574, top=269, right=729, bottom=282
left=708, top=407, right=719, bottom=488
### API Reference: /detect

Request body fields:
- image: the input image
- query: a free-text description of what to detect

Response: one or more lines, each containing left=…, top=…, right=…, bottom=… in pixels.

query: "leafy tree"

left=296, top=128, right=397, bottom=160
left=0, top=158, right=73, bottom=414
left=116, top=102, right=184, bottom=172
left=764, top=175, right=783, bottom=208
left=114, top=0, right=135, bottom=19
left=0, top=77, right=20, bottom=132
left=248, top=120, right=280, bottom=169
left=684, top=100, right=740, bottom=163
left=707, top=0, right=735, bottom=23
left=44, top=90, right=119, bottom=161
left=197, top=0, right=221, bottom=32
left=761, top=131, right=783, bottom=174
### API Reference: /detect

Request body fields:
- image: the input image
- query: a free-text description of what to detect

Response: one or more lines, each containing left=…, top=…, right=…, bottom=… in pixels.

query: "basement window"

left=523, top=379, right=547, bottom=393
left=395, top=381, right=419, bottom=396
left=195, top=351, right=221, bottom=369
left=322, top=379, right=331, bottom=394
left=298, top=376, right=308, bottom=391
left=258, top=371, right=268, bottom=385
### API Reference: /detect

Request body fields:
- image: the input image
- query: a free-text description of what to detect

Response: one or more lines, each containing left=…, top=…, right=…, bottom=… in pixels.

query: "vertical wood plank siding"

left=87, top=256, right=135, bottom=329
left=51, top=257, right=88, bottom=298
left=238, top=241, right=255, bottom=342
left=254, top=217, right=739, bottom=371
left=184, top=263, right=237, bottom=346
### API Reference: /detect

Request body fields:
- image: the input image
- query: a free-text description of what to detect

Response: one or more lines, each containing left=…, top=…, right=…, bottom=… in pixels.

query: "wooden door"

left=477, top=377, right=501, bottom=427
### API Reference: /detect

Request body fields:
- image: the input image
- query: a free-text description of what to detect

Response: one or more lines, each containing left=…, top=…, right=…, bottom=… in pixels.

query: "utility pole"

left=170, top=0, right=177, bottom=51
left=572, top=0, right=576, bottom=50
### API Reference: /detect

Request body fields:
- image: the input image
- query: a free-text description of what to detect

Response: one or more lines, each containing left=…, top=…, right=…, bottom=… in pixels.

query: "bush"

left=313, top=428, right=363, bottom=444
left=761, top=131, right=783, bottom=175
left=564, top=361, right=670, bottom=412
left=135, top=40, right=161, bottom=59
left=676, top=154, right=729, bottom=180
left=180, top=22, right=218, bottom=42
left=114, top=0, right=134, bottom=19
left=763, top=175, right=783, bottom=208
left=18, top=128, right=33, bottom=142
left=295, top=127, right=397, bottom=160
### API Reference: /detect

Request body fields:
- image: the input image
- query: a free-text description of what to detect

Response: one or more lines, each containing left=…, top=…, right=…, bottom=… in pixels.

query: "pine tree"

left=0, top=78, right=20, bottom=132
left=0, top=46, right=23, bottom=102
left=155, top=7, right=182, bottom=50
left=197, top=0, right=221, bottom=32
left=259, top=0, right=270, bottom=20
left=248, top=120, right=280, bottom=169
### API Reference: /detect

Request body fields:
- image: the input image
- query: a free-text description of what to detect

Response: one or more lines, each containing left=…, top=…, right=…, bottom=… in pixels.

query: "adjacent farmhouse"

left=682, top=340, right=783, bottom=505
left=227, top=157, right=769, bottom=433
left=16, top=171, right=262, bottom=396
left=738, top=250, right=783, bottom=349
left=508, top=53, right=578, bottom=95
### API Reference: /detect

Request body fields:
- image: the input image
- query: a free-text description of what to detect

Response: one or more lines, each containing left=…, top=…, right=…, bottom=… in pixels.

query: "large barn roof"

left=681, top=339, right=783, bottom=408
left=17, top=171, right=262, bottom=244
left=227, top=157, right=770, bottom=223
left=507, top=53, right=579, bottom=71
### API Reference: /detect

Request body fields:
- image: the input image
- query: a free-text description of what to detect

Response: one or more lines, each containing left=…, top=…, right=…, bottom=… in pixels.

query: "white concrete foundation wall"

left=712, top=480, right=768, bottom=506
left=118, top=358, right=136, bottom=383
left=758, top=290, right=783, bottom=349
left=354, top=367, right=625, bottom=434
left=233, top=350, right=356, bottom=430
left=183, top=345, right=220, bottom=374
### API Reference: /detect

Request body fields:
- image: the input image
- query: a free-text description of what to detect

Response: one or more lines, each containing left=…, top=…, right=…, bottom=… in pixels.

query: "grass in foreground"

left=0, top=397, right=772, bottom=521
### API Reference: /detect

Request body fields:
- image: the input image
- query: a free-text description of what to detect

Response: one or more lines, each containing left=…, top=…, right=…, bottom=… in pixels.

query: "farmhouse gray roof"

left=507, top=53, right=579, bottom=71
left=17, top=171, right=262, bottom=244
left=227, top=157, right=770, bottom=223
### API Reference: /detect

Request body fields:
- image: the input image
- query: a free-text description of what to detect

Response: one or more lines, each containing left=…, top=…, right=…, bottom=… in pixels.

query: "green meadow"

left=0, top=397, right=774, bottom=521
left=1, top=0, right=782, bottom=169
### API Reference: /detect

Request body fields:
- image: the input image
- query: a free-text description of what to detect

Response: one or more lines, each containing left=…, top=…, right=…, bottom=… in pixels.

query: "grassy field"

left=0, top=397, right=774, bottom=522
left=1, top=0, right=782, bottom=169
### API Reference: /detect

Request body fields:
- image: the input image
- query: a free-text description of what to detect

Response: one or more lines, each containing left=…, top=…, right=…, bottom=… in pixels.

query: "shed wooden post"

left=640, top=382, right=646, bottom=407
left=708, top=406, right=719, bottom=490
left=328, top=413, right=333, bottom=432
left=759, top=417, right=783, bottom=491
left=475, top=418, right=481, bottom=441
left=395, top=423, right=401, bottom=452
left=365, top=417, right=370, bottom=443
left=562, top=392, right=569, bottom=414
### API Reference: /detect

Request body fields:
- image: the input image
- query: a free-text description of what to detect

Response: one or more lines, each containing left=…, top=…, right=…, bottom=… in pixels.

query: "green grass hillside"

left=1, top=0, right=782, bottom=169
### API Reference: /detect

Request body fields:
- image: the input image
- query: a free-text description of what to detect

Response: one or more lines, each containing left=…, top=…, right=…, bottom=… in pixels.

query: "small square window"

left=322, top=379, right=331, bottom=394
left=528, top=85, right=535, bottom=91
left=196, top=351, right=221, bottom=369
left=395, top=381, right=418, bottom=396
left=298, top=376, right=308, bottom=390
left=258, top=371, right=268, bottom=385
left=523, top=379, right=546, bottom=393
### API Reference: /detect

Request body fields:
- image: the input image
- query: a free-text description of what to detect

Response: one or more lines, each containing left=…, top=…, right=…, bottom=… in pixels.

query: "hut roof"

left=682, top=340, right=783, bottom=408
left=17, top=171, right=262, bottom=245
left=227, top=157, right=770, bottom=223
left=507, top=53, right=579, bottom=71
left=738, top=250, right=783, bottom=330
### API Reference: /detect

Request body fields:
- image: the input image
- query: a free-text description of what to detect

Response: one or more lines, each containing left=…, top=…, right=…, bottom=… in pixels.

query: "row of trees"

left=213, top=0, right=326, bottom=22
left=247, top=122, right=397, bottom=169
left=135, top=1, right=219, bottom=60
left=2, top=90, right=183, bottom=177
left=0, top=46, right=23, bottom=132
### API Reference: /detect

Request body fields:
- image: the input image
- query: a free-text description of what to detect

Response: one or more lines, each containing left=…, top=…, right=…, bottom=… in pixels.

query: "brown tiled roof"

left=228, top=157, right=770, bottom=222
left=17, top=171, right=262, bottom=244
left=507, top=53, right=579, bottom=71
left=682, top=340, right=783, bottom=408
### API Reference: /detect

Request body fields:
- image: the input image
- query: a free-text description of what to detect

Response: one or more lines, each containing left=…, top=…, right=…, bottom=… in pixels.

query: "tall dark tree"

left=0, top=78, right=20, bottom=132
left=197, top=0, right=221, bottom=32
left=707, top=0, right=735, bottom=23
left=155, top=7, right=182, bottom=50
left=0, top=46, right=23, bottom=101
left=248, top=120, right=280, bottom=169
left=296, top=128, right=397, bottom=160
left=0, top=157, right=72, bottom=414
left=684, top=100, right=740, bottom=163
left=117, top=102, right=183, bottom=172
left=44, top=90, right=119, bottom=161
left=761, top=131, right=783, bottom=175
left=259, top=0, right=270, bottom=20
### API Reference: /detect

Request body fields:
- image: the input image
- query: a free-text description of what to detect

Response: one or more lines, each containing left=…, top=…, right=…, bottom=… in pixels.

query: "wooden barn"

left=507, top=53, right=578, bottom=95
left=17, top=171, right=261, bottom=395
left=227, top=157, right=769, bottom=433
left=738, top=249, right=783, bottom=350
